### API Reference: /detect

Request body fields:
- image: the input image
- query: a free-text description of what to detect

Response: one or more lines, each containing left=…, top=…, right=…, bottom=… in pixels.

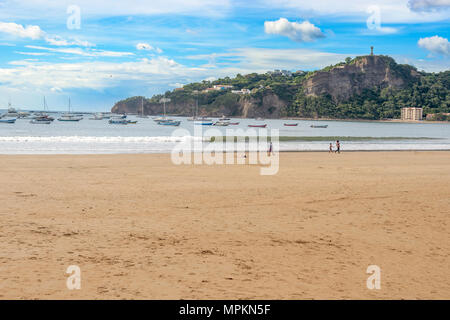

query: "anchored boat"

left=158, top=119, right=181, bottom=127
left=213, top=120, right=230, bottom=126
left=195, top=121, right=213, bottom=126
left=109, top=118, right=128, bottom=125
left=58, top=98, right=83, bottom=122
left=0, top=118, right=16, bottom=124
left=30, top=118, right=51, bottom=124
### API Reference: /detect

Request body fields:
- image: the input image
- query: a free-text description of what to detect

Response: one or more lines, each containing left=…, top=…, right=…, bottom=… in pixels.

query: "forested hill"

left=111, top=55, right=449, bottom=120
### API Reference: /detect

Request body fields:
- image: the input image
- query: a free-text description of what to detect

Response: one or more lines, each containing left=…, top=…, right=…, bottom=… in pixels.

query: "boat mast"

left=196, top=97, right=198, bottom=118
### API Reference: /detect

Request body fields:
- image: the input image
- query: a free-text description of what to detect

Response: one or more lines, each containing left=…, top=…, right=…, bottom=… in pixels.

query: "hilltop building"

left=267, top=69, right=292, bottom=77
left=213, top=85, right=233, bottom=90
left=231, top=89, right=251, bottom=95
left=401, top=107, right=423, bottom=121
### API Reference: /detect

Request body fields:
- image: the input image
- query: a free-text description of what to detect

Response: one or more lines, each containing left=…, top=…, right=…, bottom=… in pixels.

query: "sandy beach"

left=0, top=151, right=449, bottom=300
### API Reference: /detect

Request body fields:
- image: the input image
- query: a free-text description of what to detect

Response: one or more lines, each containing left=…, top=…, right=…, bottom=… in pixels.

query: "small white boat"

left=30, top=119, right=51, bottom=124
left=0, top=118, right=16, bottom=124
left=58, top=114, right=83, bottom=122
left=157, top=119, right=181, bottom=126
left=109, top=118, right=128, bottom=125
left=213, top=120, right=230, bottom=126
left=89, top=113, right=105, bottom=120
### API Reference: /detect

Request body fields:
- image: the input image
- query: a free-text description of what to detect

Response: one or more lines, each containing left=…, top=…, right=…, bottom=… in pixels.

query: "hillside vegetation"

left=112, top=55, right=449, bottom=120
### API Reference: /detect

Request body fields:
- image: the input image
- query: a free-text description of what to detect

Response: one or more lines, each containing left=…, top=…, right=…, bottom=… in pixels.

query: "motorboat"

left=157, top=119, right=181, bottom=126
left=213, top=120, right=230, bottom=126
left=0, top=118, right=16, bottom=124
left=109, top=118, right=128, bottom=125
left=30, top=118, right=52, bottom=124
left=194, top=121, right=213, bottom=126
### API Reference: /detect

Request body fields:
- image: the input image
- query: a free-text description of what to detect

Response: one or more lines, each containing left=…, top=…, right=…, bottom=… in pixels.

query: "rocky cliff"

left=303, top=55, right=419, bottom=102
left=111, top=91, right=288, bottom=118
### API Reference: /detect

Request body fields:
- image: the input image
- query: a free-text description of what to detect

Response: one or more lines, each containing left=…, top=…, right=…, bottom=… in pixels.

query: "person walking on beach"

left=329, top=143, right=333, bottom=153
left=335, top=140, right=341, bottom=154
left=268, top=141, right=273, bottom=157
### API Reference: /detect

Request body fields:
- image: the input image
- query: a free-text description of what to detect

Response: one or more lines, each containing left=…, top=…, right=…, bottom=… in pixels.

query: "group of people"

left=329, top=140, right=341, bottom=154
left=267, top=140, right=341, bottom=155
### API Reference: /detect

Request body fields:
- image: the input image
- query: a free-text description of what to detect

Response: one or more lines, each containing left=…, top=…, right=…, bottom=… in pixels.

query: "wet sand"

left=0, top=152, right=449, bottom=299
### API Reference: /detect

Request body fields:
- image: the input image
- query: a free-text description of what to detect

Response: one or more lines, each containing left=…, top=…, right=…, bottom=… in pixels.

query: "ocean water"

left=0, top=114, right=449, bottom=154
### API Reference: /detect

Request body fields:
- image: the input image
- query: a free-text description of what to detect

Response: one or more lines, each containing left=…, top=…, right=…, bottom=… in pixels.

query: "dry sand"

left=0, top=152, right=449, bottom=299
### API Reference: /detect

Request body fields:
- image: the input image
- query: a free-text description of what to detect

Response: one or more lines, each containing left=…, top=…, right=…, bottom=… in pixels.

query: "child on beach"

left=329, top=143, right=333, bottom=153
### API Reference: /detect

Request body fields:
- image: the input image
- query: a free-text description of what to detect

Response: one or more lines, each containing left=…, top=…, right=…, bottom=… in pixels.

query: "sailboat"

left=155, top=98, right=180, bottom=126
left=187, top=98, right=200, bottom=121
left=137, top=97, right=148, bottom=118
left=58, top=98, right=83, bottom=122
left=31, top=97, right=54, bottom=123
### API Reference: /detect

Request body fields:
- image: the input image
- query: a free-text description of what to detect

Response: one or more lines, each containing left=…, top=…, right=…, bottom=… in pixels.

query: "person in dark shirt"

left=335, top=140, right=341, bottom=154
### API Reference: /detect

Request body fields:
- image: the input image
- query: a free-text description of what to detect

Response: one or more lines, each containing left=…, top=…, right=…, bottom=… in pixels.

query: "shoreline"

left=1, top=149, right=450, bottom=156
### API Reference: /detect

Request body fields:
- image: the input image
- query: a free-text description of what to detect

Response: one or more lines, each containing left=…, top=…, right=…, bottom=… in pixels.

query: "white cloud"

left=418, top=35, right=450, bottom=55
left=15, top=51, right=49, bottom=56
left=264, top=18, right=325, bottom=42
left=0, top=57, right=200, bottom=91
left=50, top=87, right=62, bottom=93
left=187, top=48, right=350, bottom=71
left=169, top=83, right=185, bottom=88
left=408, top=0, right=450, bottom=12
left=0, top=22, right=44, bottom=40
left=136, top=43, right=163, bottom=53
left=26, top=45, right=134, bottom=57
left=45, top=36, right=93, bottom=47
left=362, top=26, right=400, bottom=35
left=136, top=43, right=153, bottom=50
left=0, top=21, right=93, bottom=47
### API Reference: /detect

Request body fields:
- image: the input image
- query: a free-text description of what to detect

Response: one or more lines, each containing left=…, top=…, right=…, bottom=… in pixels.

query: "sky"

left=0, top=0, right=449, bottom=111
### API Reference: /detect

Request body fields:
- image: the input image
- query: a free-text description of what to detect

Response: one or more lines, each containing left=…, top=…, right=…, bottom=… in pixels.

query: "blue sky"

left=0, top=0, right=449, bottom=111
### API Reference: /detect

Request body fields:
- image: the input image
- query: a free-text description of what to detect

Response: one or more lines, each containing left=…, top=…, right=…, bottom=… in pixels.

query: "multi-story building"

left=401, top=107, right=423, bottom=121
